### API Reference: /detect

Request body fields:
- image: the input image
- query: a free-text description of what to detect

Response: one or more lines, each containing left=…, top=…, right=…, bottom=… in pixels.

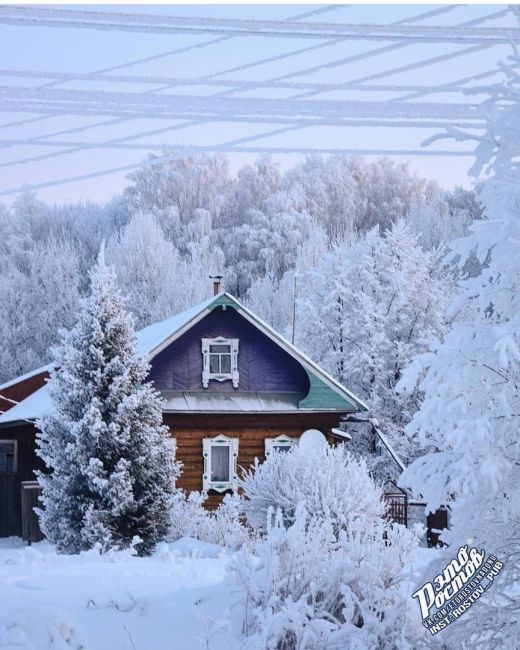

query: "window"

left=202, top=337, right=239, bottom=388
left=265, top=435, right=297, bottom=458
left=202, top=435, right=239, bottom=492
left=0, top=441, right=17, bottom=473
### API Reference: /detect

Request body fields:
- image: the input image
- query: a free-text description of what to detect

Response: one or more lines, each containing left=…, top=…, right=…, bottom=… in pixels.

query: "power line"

left=0, top=5, right=511, bottom=197
left=0, top=68, right=497, bottom=96
left=0, top=6, right=517, bottom=43
left=0, top=5, right=338, bottom=155
left=225, top=9, right=509, bottom=149
left=0, top=35, right=232, bottom=134
left=0, top=87, right=485, bottom=120
left=0, top=4, right=470, bottom=167
left=0, top=116, right=486, bottom=171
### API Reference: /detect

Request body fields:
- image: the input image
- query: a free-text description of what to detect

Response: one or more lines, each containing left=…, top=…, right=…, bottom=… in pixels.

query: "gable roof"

left=0, top=292, right=368, bottom=425
left=137, top=292, right=367, bottom=412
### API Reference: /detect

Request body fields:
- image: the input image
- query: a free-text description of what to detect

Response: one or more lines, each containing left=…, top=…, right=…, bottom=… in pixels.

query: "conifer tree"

left=37, top=247, right=178, bottom=556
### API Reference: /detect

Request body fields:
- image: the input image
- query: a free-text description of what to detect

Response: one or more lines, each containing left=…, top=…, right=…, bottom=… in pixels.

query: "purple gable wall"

left=148, top=307, right=310, bottom=393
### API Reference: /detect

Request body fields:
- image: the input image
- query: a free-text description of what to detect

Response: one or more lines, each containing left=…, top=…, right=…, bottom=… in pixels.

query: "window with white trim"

left=265, top=435, right=297, bottom=457
left=202, top=337, right=239, bottom=388
left=202, top=435, right=239, bottom=492
left=0, top=440, right=17, bottom=473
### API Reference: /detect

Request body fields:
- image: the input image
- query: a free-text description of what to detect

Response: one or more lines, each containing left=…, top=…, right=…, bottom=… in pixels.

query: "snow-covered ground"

left=0, top=537, right=234, bottom=650
left=0, top=537, right=438, bottom=650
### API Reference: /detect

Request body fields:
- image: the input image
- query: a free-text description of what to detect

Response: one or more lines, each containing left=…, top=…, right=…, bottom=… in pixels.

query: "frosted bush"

left=240, top=444, right=384, bottom=532
left=230, top=505, right=420, bottom=649
left=169, top=491, right=251, bottom=550
left=232, top=442, right=423, bottom=648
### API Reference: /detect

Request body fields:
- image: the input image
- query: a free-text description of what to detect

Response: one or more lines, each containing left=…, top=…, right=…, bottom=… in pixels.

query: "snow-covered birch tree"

left=398, top=52, right=520, bottom=648
left=37, top=248, right=178, bottom=556
left=296, top=221, right=451, bottom=468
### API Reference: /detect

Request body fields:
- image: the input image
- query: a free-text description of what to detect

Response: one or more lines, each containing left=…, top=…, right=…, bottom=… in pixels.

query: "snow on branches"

left=398, top=50, right=520, bottom=649
left=240, top=444, right=384, bottom=532
left=296, top=220, right=452, bottom=470
left=232, top=445, right=420, bottom=649
left=36, top=248, right=179, bottom=556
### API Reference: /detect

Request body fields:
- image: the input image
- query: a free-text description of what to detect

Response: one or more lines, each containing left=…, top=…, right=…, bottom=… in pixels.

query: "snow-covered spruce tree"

left=231, top=474, right=420, bottom=648
left=36, top=248, right=179, bottom=556
left=398, top=53, right=520, bottom=648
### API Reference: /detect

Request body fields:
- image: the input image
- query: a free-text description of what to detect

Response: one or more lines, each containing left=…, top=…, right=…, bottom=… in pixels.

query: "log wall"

left=0, top=424, right=44, bottom=537
left=165, top=412, right=342, bottom=508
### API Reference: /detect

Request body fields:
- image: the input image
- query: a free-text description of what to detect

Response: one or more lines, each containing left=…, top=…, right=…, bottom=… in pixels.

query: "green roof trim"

left=299, top=369, right=359, bottom=411
left=210, top=294, right=238, bottom=310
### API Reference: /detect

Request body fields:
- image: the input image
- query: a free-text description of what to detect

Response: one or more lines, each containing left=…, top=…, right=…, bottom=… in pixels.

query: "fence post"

left=21, top=481, right=44, bottom=544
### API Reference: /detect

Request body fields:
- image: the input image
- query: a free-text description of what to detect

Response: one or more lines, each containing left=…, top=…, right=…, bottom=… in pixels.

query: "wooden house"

left=0, top=290, right=368, bottom=537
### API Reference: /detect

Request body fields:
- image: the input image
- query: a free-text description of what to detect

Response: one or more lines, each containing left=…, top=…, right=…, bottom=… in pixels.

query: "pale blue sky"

left=0, top=4, right=516, bottom=205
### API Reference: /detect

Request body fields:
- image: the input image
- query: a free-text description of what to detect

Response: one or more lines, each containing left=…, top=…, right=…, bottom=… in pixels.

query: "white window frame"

left=264, top=434, right=298, bottom=458
left=202, top=337, right=239, bottom=388
left=202, top=434, right=239, bottom=492
left=0, top=439, right=17, bottom=473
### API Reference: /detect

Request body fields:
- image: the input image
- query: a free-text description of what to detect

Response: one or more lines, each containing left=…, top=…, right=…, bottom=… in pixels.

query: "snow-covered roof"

left=0, top=291, right=368, bottom=425
left=0, top=363, right=52, bottom=392
left=135, top=295, right=216, bottom=357
left=0, top=385, right=51, bottom=425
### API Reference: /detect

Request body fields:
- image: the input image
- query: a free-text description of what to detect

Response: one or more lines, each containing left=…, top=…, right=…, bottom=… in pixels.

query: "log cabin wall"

left=165, top=412, right=342, bottom=508
left=149, top=307, right=310, bottom=393
left=0, top=424, right=43, bottom=537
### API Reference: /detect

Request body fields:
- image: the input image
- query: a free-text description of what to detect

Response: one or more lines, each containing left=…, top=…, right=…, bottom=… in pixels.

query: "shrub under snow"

left=230, top=504, right=420, bottom=649
left=169, top=491, right=251, bottom=550
left=240, top=444, right=384, bottom=531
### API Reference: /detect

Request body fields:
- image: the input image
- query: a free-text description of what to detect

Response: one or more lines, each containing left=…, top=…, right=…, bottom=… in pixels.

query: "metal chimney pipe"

left=209, top=275, right=223, bottom=296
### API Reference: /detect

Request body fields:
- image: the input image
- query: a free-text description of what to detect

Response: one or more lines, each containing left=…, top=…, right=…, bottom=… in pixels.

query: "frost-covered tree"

left=224, top=155, right=282, bottom=228
left=125, top=152, right=230, bottom=236
left=109, top=212, right=181, bottom=327
left=110, top=210, right=224, bottom=328
left=36, top=249, right=178, bottom=556
left=226, top=201, right=326, bottom=296
left=398, top=52, right=520, bottom=648
left=0, top=237, right=82, bottom=383
left=245, top=218, right=328, bottom=335
left=297, top=221, right=451, bottom=467
left=232, top=453, right=420, bottom=649
left=0, top=154, right=473, bottom=383
left=283, top=155, right=431, bottom=238
left=406, top=190, right=474, bottom=250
